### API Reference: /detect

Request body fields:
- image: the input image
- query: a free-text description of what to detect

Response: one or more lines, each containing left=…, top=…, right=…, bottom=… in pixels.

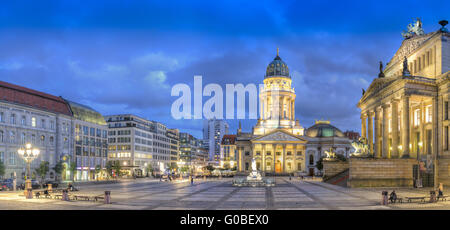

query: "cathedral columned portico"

left=225, top=49, right=353, bottom=175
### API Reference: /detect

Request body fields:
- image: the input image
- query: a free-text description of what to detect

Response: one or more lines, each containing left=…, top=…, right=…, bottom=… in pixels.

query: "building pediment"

left=251, top=129, right=307, bottom=143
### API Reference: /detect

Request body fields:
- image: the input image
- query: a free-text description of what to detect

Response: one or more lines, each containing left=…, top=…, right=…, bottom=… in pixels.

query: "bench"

left=406, top=197, right=426, bottom=203
left=73, top=195, right=91, bottom=201
left=389, top=197, right=403, bottom=204
left=93, top=195, right=105, bottom=202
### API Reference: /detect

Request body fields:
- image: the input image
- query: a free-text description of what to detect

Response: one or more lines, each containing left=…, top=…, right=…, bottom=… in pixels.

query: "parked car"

left=0, top=179, right=15, bottom=191
left=31, top=180, right=41, bottom=189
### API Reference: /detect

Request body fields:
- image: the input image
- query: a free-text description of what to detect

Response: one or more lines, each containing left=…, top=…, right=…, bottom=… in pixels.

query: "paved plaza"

left=0, top=177, right=448, bottom=210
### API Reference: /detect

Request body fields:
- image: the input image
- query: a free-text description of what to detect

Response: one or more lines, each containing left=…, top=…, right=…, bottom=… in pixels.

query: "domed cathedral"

left=223, top=49, right=353, bottom=176
left=253, top=48, right=304, bottom=136
left=357, top=19, right=450, bottom=187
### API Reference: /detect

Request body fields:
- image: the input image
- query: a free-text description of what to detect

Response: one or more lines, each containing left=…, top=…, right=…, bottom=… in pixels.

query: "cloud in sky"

left=0, top=0, right=449, bottom=138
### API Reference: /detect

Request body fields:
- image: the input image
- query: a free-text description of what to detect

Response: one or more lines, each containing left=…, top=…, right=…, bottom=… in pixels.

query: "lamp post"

left=17, top=143, right=40, bottom=199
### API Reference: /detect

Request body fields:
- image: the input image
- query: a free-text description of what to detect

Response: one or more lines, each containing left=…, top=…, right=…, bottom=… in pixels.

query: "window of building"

left=9, top=131, right=15, bottom=144
left=287, top=151, right=292, bottom=156
left=31, top=134, right=35, bottom=144
left=40, top=135, right=45, bottom=145
left=0, top=130, right=3, bottom=142
left=8, top=152, right=15, bottom=165
left=20, top=133, right=25, bottom=144
left=266, top=151, right=271, bottom=156
left=414, top=109, right=421, bottom=126
left=445, top=101, right=449, bottom=120
left=0, top=112, right=3, bottom=122
left=256, top=151, right=261, bottom=156
left=297, top=151, right=302, bottom=156
left=445, top=126, right=449, bottom=151
left=297, top=163, right=302, bottom=171
left=0, top=152, right=3, bottom=163
left=41, top=119, right=45, bottom=128
left=245, top=151, right=250, bottom=156
left=50, top=136, right=54, bottom=144
left=309, top=154, right=314, bottom=165
left=425, top=105, right=432, bottom=123
left=31, top=117, right=36, bottom=127
left=50, top=120, right=55, bottom=130
left=10, top=114, right=16, bottom=124
left=21, top=116, right=26, bottom=126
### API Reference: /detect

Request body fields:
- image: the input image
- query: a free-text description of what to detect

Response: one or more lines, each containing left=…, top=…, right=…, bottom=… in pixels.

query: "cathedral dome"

left=306, top=120, right=345, bottom=138
left=265, top=48, right=290, bottom=78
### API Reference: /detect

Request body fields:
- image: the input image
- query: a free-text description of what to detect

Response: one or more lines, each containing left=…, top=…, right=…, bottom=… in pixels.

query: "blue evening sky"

left=0, top=0, right=448, bottom=138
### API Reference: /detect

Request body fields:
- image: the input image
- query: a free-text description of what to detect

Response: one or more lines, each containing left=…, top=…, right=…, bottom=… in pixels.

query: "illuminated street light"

left=17, top=143, right=40, bottom=199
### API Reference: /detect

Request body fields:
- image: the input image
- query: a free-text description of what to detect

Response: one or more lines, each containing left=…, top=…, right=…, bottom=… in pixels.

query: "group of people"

left=388, top=186, right=445, bottom=203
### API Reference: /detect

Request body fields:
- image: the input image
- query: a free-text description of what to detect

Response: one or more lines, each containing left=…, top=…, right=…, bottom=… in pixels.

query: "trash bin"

left=104, top=191, right=111, bottom=204
left=62, top=189, right=69, bottom=201
left=430, top=191, right=436, bottom=203
left=381, top=191, right=388, bottom=205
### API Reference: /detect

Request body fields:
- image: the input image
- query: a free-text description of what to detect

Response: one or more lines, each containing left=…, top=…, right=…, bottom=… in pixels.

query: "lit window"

left=31, top=117, right=36, bottom=127
left=414, top=109, right=420, bottom=126
left=425, top=105, right=432, bottom=123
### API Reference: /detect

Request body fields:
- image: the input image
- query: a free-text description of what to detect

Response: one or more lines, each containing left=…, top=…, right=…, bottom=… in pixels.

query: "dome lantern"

left=265, top=48, right=290, bottom=78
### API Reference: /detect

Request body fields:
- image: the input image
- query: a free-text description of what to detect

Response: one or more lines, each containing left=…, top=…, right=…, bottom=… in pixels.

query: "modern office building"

left=179, top=132, right=208, bottom=170
left=105, top=114, right=179, bottom=176
left=66, top=100, right=108, bottom=181
left=203, top=119, right=229, bottom=162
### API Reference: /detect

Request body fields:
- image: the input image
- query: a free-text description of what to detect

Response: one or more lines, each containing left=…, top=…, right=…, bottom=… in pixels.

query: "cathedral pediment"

left=251, top=130, right=306, bottom=142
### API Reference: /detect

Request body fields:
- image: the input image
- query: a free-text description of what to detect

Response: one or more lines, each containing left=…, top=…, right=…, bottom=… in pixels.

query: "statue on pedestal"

left=402, top=56, right=411, bottom=77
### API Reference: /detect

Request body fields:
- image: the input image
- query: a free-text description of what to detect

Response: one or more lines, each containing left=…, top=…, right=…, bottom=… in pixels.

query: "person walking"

left=191, top=176, right=194, bottom=185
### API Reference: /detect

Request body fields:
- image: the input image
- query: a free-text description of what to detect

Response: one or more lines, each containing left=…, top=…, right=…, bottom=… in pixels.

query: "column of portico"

left=382, top=104, right=390, bottom=158
left=293, top=144, right=298, bottom=171
left=272, top=144, right=276, bottom=173
left=374, top=108, right=381, bottom=158
left=361, top=114, right=367, bottom=143
left=367, top=111, right=374, bottom=155
left=432, top=97, right=438, bottom=156
left=433, top=96, right=439, bottom=189
left=262, top=144, right=266, bottom=172
left=391, top=99, right=399, bottom=158
left=292, top=100, right=295, bottom=120
left=282, top=144, right=286, bottom=173
left=401, top=95, right=410, bottom=157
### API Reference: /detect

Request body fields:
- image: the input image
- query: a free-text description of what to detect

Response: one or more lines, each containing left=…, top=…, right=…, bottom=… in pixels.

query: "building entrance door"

left=309, top=168, right=314, bottom=176
left=275, top=162, right=282, bottom=173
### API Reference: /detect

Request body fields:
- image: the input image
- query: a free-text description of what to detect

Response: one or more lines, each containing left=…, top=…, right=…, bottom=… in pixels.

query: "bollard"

left=62, top=189, right=69, bottom=201
left=26, top=188, right=33, bottom=199
left=47, top=183, right=52, bottom=193
left=430, top=191, right=436, bottom=203
left=104, top=191, right=111, bottom=204
left=381, top=191, right=388, bottom=205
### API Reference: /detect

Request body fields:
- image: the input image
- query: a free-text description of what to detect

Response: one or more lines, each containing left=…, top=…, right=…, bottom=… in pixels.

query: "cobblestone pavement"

left=0, top=177, right=447, bottom=210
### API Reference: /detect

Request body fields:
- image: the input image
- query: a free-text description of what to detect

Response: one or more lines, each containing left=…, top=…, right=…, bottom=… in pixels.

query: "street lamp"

left=17, top=143, right=40, bottom=199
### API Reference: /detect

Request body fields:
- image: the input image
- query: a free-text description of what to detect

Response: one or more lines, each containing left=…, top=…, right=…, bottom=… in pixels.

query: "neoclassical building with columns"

left=358, top=20, right=449, bottom=185
left=223, top=50, right=352, bottom=175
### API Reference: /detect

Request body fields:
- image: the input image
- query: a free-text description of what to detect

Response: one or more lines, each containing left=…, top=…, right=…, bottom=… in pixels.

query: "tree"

left=69, top=161, right=77, bottom=181
left=204, top=165, right=215, bottom=174
left=146, top=164, right=153, bottom=177
left=35, top=161, right=49, bottom=184
left=316, top=157, right=324, bottom=171
left=112, top=161, right=122, bottom=178
left=53, top=161, right=64, bottom=182
left=168, top=162, right=178, bottom=171
left=0, top=161, right=5, bottom=179
left=95, top=165, right=101, bottom=180
left=105, top=161, right=114, bottom=179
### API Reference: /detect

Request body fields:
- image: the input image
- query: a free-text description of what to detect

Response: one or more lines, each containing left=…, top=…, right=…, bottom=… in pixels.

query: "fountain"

left=232, top=158, right=275, bottom=187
